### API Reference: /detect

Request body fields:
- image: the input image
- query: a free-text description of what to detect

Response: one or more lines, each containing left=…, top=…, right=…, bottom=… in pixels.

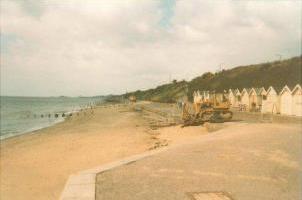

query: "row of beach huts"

left=194, top=84, right=302, bottom=117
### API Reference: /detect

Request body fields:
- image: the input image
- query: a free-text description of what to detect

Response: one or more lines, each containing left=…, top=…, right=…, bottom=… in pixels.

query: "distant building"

left=214, top=93, right=224, bottom=103
left=261, top=86, right=281, bottom=114
left=241, top=88, right=251, bottom=110
left=228, top=89, right=235, bottom=107
left=202, top=91, right=210, bottom=101
left=129, top=95, right=136, bottom=103
left=192, top=84, right=300, bottom=117
left=291, top=84, right=302, bottom=117
left=279, top=85, right=292, bottom=115
left=234, top=89, right=241, bottom=107
left=248, top=87, right=266, bottom=111
left=193, top=90, right=202, bottom=104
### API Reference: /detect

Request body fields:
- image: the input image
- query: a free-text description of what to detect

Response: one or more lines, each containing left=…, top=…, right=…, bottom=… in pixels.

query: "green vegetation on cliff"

left=122, top=56, right=302, bottom=102
left=124, top=80, right=188, bottom=103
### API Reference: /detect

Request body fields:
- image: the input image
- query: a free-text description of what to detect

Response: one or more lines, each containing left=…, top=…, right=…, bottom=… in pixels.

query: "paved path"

left=96, top=122, right=302, bottom=200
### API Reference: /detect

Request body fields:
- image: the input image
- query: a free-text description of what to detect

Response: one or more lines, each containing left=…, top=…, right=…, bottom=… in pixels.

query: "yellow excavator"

left=182, top=93, right=233, bottom=126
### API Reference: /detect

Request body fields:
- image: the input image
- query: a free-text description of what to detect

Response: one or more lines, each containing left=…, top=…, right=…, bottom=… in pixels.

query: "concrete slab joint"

left=59, top=148, right=167, bottom=200
left=60, top=173, right=96, bottom=200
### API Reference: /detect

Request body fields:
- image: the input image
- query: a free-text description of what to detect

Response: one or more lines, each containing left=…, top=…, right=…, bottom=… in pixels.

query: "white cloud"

left=1, top=0, right=301, bottom=96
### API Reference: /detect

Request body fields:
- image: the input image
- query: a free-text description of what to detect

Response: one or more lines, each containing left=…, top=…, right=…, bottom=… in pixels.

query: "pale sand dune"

left=0, top=104, right=208, bottom=200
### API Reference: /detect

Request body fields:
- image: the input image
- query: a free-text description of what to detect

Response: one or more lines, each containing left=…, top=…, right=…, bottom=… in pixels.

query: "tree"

left=201, top=72, right=214, bottom=80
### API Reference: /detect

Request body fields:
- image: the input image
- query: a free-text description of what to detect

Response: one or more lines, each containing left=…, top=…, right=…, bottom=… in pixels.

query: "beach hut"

left=233, top=89, right=241, bottom=107
left=261, top=86, right=281, bottom=114
left=240, top=88, right=251, bottom=111
left=202, top=91, right=210, bottom=101
left=193, top=91, right=200, bottom=103
left=279, top=85, right=292, bottom=115
left=248, top=87, right=266, bottom=112
left=214, top=93, right=224, bottom=103
left=291, top=84, right=302, bottom=117
left=209, top=91, right=215, bottom=102
left=228, top=89, right=236, bottom=107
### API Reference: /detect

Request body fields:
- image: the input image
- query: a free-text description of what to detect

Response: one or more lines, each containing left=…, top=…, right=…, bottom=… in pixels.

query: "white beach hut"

left=204, top=91, right=210, bottom=101
left=249, top=87, right=266, bottom=112
left=259, top=87, right=267, bottom=111
left=228, top=89, right=236, bottom=107
left=193, top=90, right=202, bottom=104
left=261, top=86, right=280, bottom=114
left=241, top=88, right=251, bottom=111
left=279, top=85, right=292, bottom=115
left=291, top=84, right=302, bottom=117
left=234, top=89, right=241, bottom=107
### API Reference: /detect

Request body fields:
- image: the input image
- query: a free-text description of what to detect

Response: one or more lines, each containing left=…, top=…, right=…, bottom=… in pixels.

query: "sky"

left=1, top=0, right=301, bottom=97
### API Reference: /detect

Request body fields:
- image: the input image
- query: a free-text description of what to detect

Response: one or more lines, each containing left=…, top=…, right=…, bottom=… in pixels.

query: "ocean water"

left=0, top=96, right=103, bottom=140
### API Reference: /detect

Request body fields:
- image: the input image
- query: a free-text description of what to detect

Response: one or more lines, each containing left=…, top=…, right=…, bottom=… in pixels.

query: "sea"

left=0, top=96, right=104, bottom=140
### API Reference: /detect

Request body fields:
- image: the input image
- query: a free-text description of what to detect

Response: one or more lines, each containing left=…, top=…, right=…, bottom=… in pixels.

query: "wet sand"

left=0, top=103, right=207, bottom=200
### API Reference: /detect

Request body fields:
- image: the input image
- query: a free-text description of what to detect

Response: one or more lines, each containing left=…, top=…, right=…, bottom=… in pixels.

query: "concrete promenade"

left=96, top=122, right=302, bottom=200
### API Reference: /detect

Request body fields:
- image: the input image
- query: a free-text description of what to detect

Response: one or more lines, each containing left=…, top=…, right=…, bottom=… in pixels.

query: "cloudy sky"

left=1, top=0, right=301, bottom=97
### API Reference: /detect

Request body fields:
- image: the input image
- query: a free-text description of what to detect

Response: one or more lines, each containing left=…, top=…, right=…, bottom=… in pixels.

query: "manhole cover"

left=188, top=192, right=233, bottom=200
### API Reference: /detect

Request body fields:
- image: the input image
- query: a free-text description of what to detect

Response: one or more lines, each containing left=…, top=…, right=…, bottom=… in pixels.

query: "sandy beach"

left=2, top=1, right=301, bottom=199
left=0, top=103, right=205, bottom=200
left=3, top=101, right=300, bottom=200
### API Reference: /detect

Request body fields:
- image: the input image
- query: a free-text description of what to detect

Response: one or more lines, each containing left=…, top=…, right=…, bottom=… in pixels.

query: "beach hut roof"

left=274, top=86, right=283, bottom=94
left=228, top=89, right=236, bottom=95
left=292, top=84, right=302, bottom=94
left=241, top=88, right=252, bottom=95
left=266, top=86, right=275, bottom=94
left=249, top=87, right=264, bottom=96
left=260, top=87, right=267, bottom=95
left=267, top=86, right=282, bottom=95
left=234, top=89, right=241, bottom=95
left=280, top=85, right=292, bottom=95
